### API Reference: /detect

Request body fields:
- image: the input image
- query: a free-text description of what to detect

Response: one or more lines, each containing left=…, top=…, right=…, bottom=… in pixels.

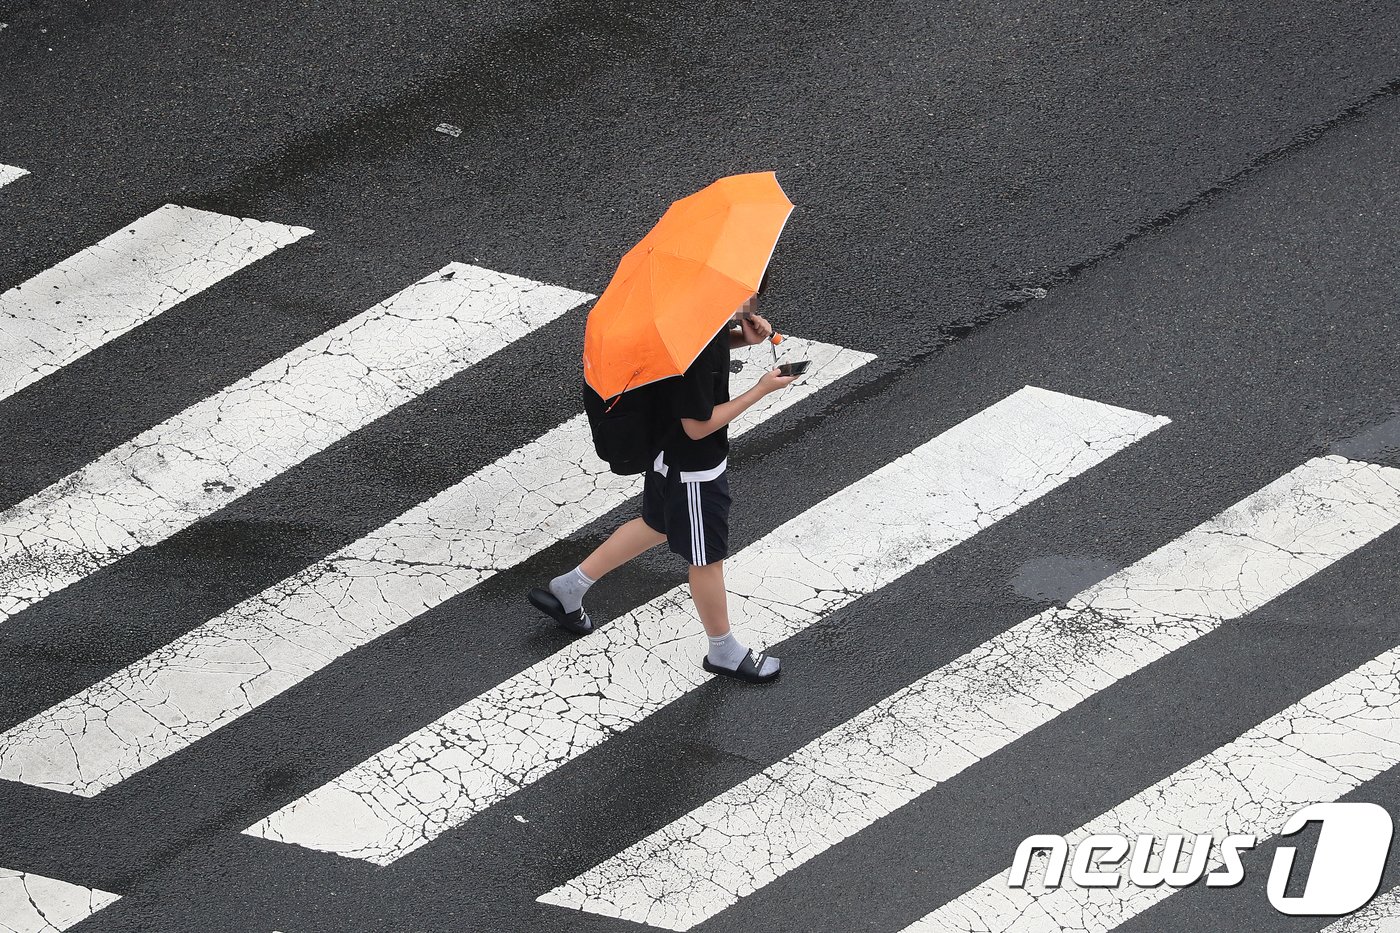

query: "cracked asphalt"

left=3, top=3, right=1400, bottom=932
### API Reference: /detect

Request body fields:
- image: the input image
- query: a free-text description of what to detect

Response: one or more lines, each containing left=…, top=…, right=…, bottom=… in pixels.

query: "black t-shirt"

left=662, top=328, right=731, bottom=471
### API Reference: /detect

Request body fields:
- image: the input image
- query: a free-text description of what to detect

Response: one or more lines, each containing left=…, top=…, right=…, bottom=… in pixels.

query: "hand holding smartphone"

left=777, top=360, right=810, bottom=377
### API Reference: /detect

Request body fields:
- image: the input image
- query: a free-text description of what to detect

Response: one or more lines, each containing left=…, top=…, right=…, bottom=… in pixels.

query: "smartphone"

left=777, top=360, right=811, bottom=377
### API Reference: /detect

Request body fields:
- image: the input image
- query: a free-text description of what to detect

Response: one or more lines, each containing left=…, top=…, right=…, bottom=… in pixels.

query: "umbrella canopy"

left=583, top=171, right=794, bottom=399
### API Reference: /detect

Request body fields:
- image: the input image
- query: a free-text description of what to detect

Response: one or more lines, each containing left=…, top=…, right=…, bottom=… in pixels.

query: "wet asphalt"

left=2, top=2, right=1400, bottom=931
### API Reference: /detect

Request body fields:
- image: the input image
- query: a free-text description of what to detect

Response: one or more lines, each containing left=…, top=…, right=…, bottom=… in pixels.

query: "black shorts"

left=641, top=452, right=731, bottom=566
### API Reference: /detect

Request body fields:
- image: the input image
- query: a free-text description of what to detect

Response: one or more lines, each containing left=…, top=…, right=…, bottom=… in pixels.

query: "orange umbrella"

left=583, top=171, right=794, bottom=400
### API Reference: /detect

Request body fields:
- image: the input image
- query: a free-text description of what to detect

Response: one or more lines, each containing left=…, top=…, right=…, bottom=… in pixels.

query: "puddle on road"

left=1328, top=410, right=1400, bottom=465
left=1012, top=554, right=1123, bottom=605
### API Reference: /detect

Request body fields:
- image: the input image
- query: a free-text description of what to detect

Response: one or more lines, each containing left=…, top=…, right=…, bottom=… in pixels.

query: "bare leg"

left=691, top=559, right=780, bottom=679
left=579, top=517, right=666, bottom=581
left=687, top=560, right=730, bottom=637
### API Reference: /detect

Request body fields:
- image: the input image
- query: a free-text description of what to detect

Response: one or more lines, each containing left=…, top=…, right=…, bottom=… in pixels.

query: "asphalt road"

left=2, top=2, right=1400, bottom=932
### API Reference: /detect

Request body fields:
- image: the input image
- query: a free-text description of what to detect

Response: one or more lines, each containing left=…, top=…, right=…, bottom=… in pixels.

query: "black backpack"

left=582, top=378, right=672, bottom=475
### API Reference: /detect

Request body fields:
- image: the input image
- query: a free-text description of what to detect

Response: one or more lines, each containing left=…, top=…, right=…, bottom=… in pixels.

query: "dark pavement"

left=2, top=2, right=1400, bottom=931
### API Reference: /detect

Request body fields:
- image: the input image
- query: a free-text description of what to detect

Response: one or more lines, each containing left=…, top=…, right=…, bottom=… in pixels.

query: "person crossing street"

left=531, top=294, right=795, bottom=682
left=529, top=171, right=799, bottom=683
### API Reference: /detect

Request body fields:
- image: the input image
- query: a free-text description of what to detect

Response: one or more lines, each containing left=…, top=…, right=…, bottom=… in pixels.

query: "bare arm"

left=681, top=369, right=795, bottom=440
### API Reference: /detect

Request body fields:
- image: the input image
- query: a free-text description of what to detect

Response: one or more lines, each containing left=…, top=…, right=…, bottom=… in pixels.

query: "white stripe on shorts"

left=688, top=482, right=706, bottom=564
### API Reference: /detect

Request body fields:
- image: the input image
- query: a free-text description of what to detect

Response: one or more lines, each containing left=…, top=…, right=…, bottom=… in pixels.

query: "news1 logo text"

left=1010, top=802, right=1394, bottom=916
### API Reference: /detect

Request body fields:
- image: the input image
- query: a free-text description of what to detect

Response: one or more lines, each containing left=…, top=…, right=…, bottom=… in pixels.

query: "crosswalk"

left=0, top=867, right=118, bottom=933
left=906, top=641, right=1400, bottom=932
left=0, top=262, right=589, bottom=628
left=0, top=204, right=311, bottom=405
left=540, top=455, right=1400, bottom=929
left=4, top=196, right=1400, bottom=933
left=244, top=387, right=1166, bottom=863
left=0, top=336, right=869, bottom=795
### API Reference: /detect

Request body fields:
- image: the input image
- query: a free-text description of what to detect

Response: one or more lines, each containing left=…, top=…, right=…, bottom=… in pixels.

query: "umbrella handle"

left=738, top=313, right=783, bottom=366
left=739, top=310, right=780, bottom=345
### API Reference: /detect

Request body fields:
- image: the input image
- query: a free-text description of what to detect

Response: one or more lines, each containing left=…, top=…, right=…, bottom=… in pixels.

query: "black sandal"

left=527, top=587, right=594, bottom=635
left=703, top=649, right=781, bottom=684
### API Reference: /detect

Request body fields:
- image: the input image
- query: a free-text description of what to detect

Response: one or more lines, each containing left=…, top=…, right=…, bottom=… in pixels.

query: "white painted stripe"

left=0, top=338, right=874, bottom=796
left=902, top=640, right=1400, bottom=933
left=245, top=387, right=1168, bottom=865
left=0, top=263, right=588, bottom=629
left=540, top=455, right=1400, bottom=930
left=1322, top=887, right=1400, bottom=932
left=0, top=164, right=29, bottom=188
left=0, top=867, right=119, bottom=933
left=0, top=204, right=310, bottom=404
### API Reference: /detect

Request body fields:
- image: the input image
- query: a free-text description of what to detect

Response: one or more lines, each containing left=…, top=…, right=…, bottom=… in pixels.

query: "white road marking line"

left=0, top=164, right=29, bottom=188
left=540, top=455, right=1400, bottom=930
left=0, top=263, right=589, bottom=629
left=902, top=639, right=1400, bottom=933
left=0, top=338, right=873, bottom=796
left=0, top=204, right=310, bottom=404
left=245, top=387, right=1168, bottom=865
left=0, top=867, right=119, bottom=933
left=1322, top=886, right=1400, bottom=932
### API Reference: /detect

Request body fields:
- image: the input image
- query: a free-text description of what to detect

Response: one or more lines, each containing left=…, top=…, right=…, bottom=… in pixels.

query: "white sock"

left=549, top=565, right=595, bottom=613
left=707, top=631, right=779, bottom=676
